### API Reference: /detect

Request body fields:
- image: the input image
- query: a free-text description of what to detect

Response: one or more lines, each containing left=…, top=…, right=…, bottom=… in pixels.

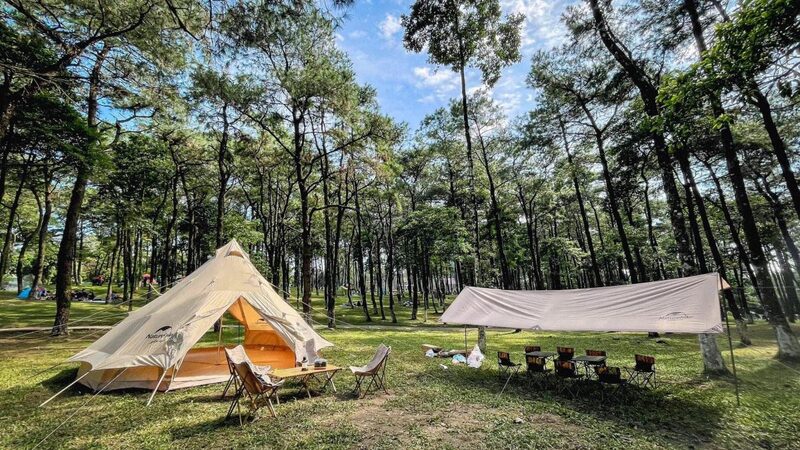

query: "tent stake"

left=720, top=282, right=741, bottom=406
left=39, top=371, right=90, bottom=407
left=147, top=369, right=169, bottom=406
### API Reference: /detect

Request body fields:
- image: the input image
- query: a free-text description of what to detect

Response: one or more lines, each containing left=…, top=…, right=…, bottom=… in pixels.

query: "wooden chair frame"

left=221, top=350, right=240, bottom=399
left=226, top=362, right=283, bottom=425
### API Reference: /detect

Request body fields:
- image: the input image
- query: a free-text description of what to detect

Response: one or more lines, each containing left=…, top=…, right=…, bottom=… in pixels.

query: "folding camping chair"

left=350, top=344, right=391, bottom=399
left=497, top=351, right=521, bottom=381
left=625, top=354, right=656, bottom=388
left=523, top=345, right=541, bottom=354
left=554, top=360, right=584, bottom=398
left=596, top=366, right=627, bottom=400
left=556, top=346, right=575, bottom=361
left=585, top=350, right=607, bottom=366
left=525, top=355, right=551, bottom=387
left=221, top=345, right=271, bottom=399
left=227, top=361, right=284, bottom=425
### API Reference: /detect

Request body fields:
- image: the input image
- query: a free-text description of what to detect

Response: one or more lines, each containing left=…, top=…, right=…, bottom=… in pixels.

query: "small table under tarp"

left=571, top=355, right=607, bottom=378
left=269, top=366, right=341, bottom=399
left=524, top=351, right=558, bottom=360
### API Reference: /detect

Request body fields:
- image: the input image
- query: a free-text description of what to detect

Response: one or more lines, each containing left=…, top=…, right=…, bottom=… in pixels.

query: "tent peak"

left=215, top=239, right=249, bottom=260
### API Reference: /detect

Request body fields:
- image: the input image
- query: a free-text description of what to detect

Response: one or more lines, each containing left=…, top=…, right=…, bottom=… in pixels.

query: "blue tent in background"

left=17, top=287, right=31, bottom=299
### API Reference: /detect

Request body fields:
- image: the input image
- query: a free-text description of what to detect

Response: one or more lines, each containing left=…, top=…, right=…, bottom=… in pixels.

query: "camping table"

left=269, top=366, right=341, bottom=399
left=524, top=351, right=557, bottom=360
left=571, top=355, right=607, bottom=379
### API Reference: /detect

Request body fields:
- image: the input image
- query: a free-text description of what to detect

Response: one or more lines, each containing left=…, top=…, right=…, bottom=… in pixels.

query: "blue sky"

left=335, top=0, right=573, bottom=130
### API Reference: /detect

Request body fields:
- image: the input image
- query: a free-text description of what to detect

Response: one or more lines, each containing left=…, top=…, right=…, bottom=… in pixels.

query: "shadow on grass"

left=40, top=367, right=80, bottom=393
left=430, top=364, right=725, bottom=447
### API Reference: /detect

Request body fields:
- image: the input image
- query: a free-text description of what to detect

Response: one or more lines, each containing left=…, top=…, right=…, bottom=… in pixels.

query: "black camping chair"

left=497, top=351, right=521, bottom=381
left=596, top=366, right=628, bottom=400
left=554, top=360, right=584, bottom=398
left=525, top=355, right=551, bottom=387
left=524, top=345, right=541, bottom=354
left=557, top=346, right=575, bottom=361
left=625, top=354, right=656, bottom=388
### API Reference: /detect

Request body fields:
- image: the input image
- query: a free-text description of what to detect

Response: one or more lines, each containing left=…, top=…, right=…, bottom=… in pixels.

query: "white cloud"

left=379, top=14, right=403, bottom=40
left=412, top=66, right=462, bottom=103
left=501, top=0, right=565, bottom=49
left=348, top=29, right=367, bottom=39
left=413, top=67, right=458, bottom=88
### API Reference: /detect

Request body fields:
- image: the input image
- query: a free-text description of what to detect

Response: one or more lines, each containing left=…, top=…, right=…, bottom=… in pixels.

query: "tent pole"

left=720, top=287, right=741, bottom=406
left=464, top=325, right=468, bottom=354
left=166, top=355, right=187, bottom=393
left=217, top=315, right=224, bottom=359
left=39, top=371, right=90, bottom=407
left=147, top=368, right=169, bottom=406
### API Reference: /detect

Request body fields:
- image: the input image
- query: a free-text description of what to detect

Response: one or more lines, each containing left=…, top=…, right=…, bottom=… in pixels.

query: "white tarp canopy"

left=440, top=273, right=727, bottom=334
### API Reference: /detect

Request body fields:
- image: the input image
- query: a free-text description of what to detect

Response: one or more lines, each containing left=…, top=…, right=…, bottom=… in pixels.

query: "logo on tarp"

left=659, top=311, right=691, bottom=321
left=146, top=325, right=176, bottom=341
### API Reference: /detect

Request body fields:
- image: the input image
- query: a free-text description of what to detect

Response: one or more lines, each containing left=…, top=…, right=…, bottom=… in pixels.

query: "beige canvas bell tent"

left=65, top=239, right=332, bottom=395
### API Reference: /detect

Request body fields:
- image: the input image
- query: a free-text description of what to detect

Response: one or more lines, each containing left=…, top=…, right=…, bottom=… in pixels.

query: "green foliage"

left=402, top=0, right=523, bottom=86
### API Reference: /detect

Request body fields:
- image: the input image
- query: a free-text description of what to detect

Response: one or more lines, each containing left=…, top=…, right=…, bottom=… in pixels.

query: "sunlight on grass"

left=1, top=300, right=798, bottom=449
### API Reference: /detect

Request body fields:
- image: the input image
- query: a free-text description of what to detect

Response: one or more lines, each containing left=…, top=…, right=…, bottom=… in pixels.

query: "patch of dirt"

left=335, top=396, right=491, bottom=449
left=313, top=395, right=587, bottom=449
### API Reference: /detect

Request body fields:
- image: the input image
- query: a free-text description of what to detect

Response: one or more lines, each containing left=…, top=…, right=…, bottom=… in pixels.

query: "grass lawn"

left=1, top=303, right=799, bottom=449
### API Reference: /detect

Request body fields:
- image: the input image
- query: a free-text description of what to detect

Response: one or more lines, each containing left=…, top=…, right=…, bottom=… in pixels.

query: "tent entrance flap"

left=440, top=273, right=725, bottom=334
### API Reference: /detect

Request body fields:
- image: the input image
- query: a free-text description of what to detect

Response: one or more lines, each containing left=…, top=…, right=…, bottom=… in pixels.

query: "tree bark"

left=31, top=169, right=53, bottom=294
left=589, top=0, right=726, bottom=371
left=457, top=37, right=481, bottom=285
left=51, top=45, right=108, bottom=336
left=683, top=0, right=799, bottom=359
left=560, top=118, right=602, bottom=287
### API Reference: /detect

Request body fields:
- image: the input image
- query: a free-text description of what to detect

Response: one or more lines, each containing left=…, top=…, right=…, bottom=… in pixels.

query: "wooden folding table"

left=269, top=366, right=341, bottom=399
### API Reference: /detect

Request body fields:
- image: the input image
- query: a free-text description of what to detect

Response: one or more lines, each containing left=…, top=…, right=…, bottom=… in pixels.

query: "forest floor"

left=0, top=295, right=799, bottom=449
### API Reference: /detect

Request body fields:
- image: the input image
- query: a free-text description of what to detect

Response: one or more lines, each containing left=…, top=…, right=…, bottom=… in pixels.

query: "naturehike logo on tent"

left=146, top=325, right=176, bottom=341
left=659, top=311, right=690, bottom=321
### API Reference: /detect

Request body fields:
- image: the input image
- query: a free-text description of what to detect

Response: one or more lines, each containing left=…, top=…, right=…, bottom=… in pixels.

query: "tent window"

left=227, top=250, right=245, bottom=258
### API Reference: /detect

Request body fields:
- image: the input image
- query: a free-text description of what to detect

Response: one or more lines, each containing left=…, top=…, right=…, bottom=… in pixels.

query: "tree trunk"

left=51, top=44, right=109, bottom=336
left=31, top=171, right=53, bottom=294
left=0, top=160, right=31, bottom=279
left=353, top=180, right=371, bottom=322
left=682, top=0, right=799, bottom=360
left=590, top=0, right=726, bottom=370
left=457, top=38, right=481, bottom=285
left=387, top=200, right=397, bottom=323
left=561, top=119, right=602, bottom=287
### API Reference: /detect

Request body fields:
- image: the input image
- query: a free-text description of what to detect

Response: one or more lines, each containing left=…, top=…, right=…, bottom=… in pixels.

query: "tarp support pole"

left=39, top=371, right=90, bottom=407
left=720, top=287, right=741, bottom=406
left=464, top=325, right=468, bottom=354
left=147, top=368, right=168, bottom=406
